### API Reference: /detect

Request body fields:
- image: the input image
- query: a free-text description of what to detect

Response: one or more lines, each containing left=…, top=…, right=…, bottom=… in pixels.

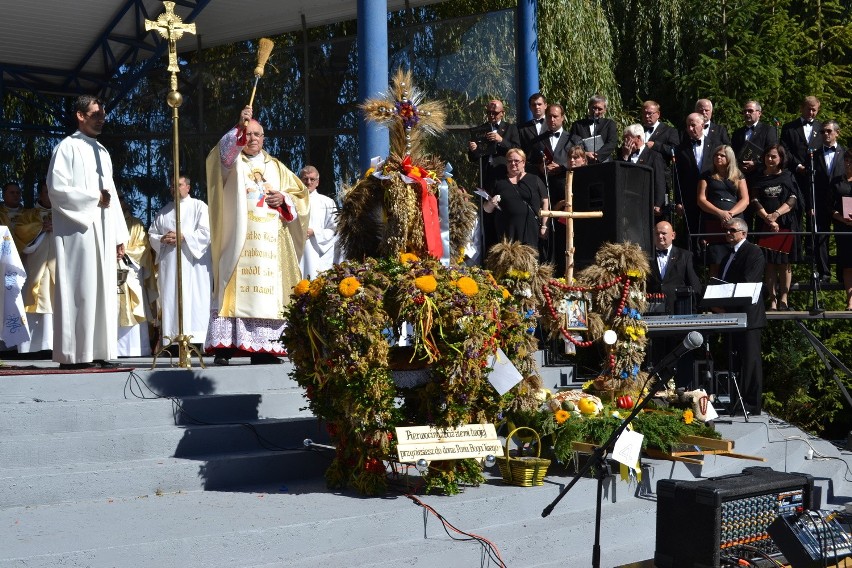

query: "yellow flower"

left=626, top=269, right=643, bottom=279
left=506, top=269, right=531, bottom=280
left=683, top=408, right=694, bottom=425
left=338, top=276, right=361, bottom=298
left=456, top=276, right=479, bottom=296
left=415, top=275, right=438, bottom=293
left=400, top=252, right=420, bottom=264
left=293, top=279, right=310, bottom=296
left=500, top=287, right=510, bottom=300
left=364, top=167, right=375, bottom=178
left=309, top=277, right=325, bottom=298
left=555, top=409, right=570, bottom=424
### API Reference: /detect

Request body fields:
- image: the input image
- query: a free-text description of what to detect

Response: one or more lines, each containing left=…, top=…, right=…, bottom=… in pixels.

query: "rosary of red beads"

left=541, top=276, right=628, bottom=348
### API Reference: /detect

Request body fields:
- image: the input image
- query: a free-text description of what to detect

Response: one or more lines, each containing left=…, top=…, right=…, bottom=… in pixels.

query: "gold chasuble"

left=206, top=143, right=309, bottom=321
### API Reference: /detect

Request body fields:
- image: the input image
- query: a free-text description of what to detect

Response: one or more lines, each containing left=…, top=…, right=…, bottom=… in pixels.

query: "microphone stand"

left=806, top=147, right=823, bottom=314
left=541, top=363, right=676, bottom=568
left=541, top=149, right=555, bottom=265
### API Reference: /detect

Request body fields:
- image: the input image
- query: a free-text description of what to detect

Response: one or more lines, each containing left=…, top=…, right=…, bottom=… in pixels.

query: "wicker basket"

left=498, top=426, right=551, bottom=487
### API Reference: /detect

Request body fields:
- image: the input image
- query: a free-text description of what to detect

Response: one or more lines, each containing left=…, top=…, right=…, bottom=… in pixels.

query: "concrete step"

left=0, top=449, right=332, bottom=508
left=1, top=417, right=328, bottom=468
left=0, top=391, right=310, bottom=436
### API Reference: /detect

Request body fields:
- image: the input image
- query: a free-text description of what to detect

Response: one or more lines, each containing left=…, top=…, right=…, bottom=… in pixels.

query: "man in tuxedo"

left=641, top=100, right=681, bottom=160
left=527, top=103, right=573, bottom=199
left=731, top=100, right=778, bottom=178
left=675, top=113, right=721, bottom=240
left=519, top=92, right=548, bottom=164
left=781, top=96, right=823, bottom=182
left=648, top=220, right=702, bottom=314
left=646, top=221, right=702, bottom=387
left=718, top=217, right=766, bottom=415
left=569, top=95, right=618, bottom=163
left=811, top=120, right=845, bottom=281
left=617, top=124, right=668, bottom=216
left=526, top=104, right=574, bottom=273
left=695, top=98, right=731, bottom=146
left=468, top=99, right=520, bottom=193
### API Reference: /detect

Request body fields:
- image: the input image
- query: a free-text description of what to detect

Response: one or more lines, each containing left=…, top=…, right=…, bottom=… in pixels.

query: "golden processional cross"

left=145, top=1, right=203, bottom=369
left=540, top=170, right=603, bottom=284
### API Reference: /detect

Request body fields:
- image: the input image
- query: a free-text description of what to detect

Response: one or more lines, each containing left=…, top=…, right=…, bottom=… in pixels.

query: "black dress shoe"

left=250, top=354, right=283, bottom=365
left=94, top=360, right=121, bottom=369
left=213, top=356, right=230, bottom=366
left=58, top=362, right=96, bottom=370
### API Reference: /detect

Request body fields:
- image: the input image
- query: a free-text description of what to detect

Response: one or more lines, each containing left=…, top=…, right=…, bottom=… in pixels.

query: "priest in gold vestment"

left=205, top=106, right=309, bottom=365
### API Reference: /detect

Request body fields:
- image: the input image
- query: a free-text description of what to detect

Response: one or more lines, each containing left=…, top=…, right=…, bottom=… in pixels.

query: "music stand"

left=700, top=283, right=756, bottom=420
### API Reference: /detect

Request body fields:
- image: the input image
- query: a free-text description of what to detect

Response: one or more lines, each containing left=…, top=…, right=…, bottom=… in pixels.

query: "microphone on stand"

left=647, top=331, right=703, bottom=379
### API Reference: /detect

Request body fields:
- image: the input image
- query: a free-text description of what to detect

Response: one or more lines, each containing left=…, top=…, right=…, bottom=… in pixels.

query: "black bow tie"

left=803, top=119, right=813, bottom=125
left=824, top=146, right=837, bottom=153
left=692, top=139, right=701, bottom=146
left=703, top=123, right=710, bottom=129
left=492, top=123, right=500, bottom=130
left=551, top=131, right=561, bottom=138
left=535, top=118, right=544, bottom=124
left=644, top=126, right=654, bottom=133
left=656, top=249, right=668, bottom=257
left=630, top=151, right=640, bottom=159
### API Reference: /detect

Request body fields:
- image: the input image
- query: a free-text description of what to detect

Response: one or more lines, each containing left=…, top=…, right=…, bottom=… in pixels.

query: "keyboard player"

left=647, top=221, right=704, bottom=387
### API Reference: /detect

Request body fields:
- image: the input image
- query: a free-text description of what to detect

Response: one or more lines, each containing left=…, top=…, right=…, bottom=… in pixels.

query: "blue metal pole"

left=516, top=0, right=539, bottom=123
left=357, top=0, right=390, bottom=172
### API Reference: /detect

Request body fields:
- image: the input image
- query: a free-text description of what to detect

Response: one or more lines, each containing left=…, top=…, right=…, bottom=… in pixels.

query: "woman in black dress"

left=748, top=144, right=802, bottom=310
left=829, top=152, right=852, bottom=310
left=696, top=145, right=750, bottom=277
left=483, top=148, right=549, bottom=250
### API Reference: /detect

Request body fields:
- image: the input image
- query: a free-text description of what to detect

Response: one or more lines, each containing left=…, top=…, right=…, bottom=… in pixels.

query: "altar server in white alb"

left=298, top=165, right=338, bottom=279
left=148, top=175, right=212, bottom=347
left=47, top=95, right=129, bottom=370
left=117, top=195, right=157, bottom=356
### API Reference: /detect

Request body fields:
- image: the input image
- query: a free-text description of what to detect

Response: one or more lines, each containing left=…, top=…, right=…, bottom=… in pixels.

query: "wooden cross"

left=144, top=1, right=196, bottom=74
left=540, top=170, right=603, bottom=283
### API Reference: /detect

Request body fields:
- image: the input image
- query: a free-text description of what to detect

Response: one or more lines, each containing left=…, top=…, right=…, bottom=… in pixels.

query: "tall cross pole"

left=540, top=171, right=603, bottom=283
left=145, top=1, right=204, bottom=368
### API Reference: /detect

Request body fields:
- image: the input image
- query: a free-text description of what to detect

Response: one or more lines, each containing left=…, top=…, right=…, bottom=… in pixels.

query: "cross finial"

left=144, top=1, right=196, bottom=74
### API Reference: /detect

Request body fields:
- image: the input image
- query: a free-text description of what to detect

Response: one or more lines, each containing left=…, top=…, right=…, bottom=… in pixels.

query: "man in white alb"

left=47, top=95, right=129, bottom=369
left=298, top=165, right=338, bottom=279
left=149, top=175, right=212, bottom=348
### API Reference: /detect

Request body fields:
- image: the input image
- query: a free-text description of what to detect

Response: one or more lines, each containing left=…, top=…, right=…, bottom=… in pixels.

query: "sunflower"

left=415, top=274, right=438, bottom=293
left=456, top=276, right=479, bottom=296
left=293, top=279, right=310, bottom=296
left=339, top=276, right=361, bottom=298
left=555, top=409, right=570, bottom=424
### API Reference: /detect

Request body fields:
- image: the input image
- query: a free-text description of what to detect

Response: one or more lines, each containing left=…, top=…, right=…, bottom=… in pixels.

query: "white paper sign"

left=395, top=424, right=504, bottom=463
left=612, top=429, right=643, bottom=470
left=487, top=348, right=523, bottom=395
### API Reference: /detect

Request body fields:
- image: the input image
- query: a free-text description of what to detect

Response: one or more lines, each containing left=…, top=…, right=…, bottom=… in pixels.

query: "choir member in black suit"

left=718, top=217, right=767, bottom=415
left=811, top=120, right=845, bottom=281
left=617, top=123, right=667, bottom=216
left=527, top=104, right=575, bottom=275
left=695, top=98, right=731, bottom=146
left=641, top=100, right=681, bottom=160
left=781, top=96, right=823, bottom=271
left=468, top=99, right=521, bottom=193
left=569, top=95, right=618, bottom=163
left=646, top=220, right=702, bottom=387
left=519, top=92, right=548, bottom=167
left=731, top=100, right=778, bottom=178
left=829, top=152, right=852, bottom=309
left=675, top=113, right=723, bottom=240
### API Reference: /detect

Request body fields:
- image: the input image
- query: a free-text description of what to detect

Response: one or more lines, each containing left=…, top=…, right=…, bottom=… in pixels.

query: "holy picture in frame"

left=565, top=298, right=588, bottom=331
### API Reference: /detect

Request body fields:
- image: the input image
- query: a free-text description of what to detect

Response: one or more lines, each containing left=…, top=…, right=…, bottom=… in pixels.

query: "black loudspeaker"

left=570, top=162, right=653, bottom=269
left=654, top=467, right=815, bottom=568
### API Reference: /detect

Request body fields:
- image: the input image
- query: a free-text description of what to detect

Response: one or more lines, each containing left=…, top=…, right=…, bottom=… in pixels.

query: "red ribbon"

left=401, top=155, right=442, bottom=258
